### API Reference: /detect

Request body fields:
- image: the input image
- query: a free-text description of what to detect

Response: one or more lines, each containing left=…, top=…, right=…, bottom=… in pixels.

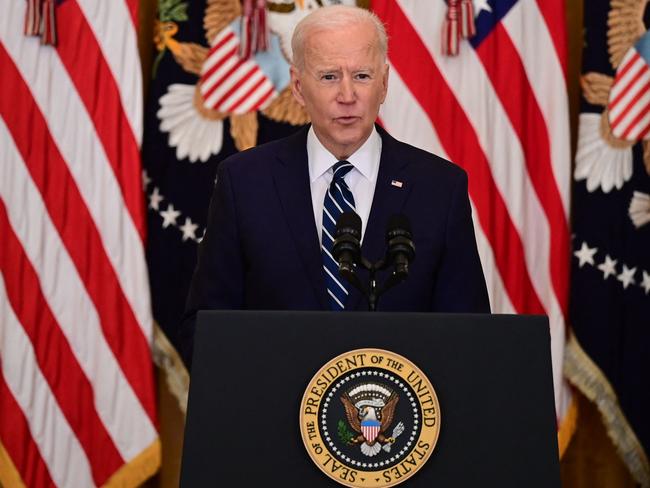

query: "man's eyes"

left=319, top=73, right=373, bottom=81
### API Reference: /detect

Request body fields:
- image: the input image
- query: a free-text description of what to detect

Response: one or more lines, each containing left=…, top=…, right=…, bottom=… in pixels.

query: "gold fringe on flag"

left=0, top=438, right=161, bottom=488
left=153, top=322, right=189, bottom=415
left=557, top=397, right=578, bottom=457
left=103, top=439, right=161, bottom=488
left=0, top=440, right=27, bottom=488
left=565, top=332, right=650, bottom=487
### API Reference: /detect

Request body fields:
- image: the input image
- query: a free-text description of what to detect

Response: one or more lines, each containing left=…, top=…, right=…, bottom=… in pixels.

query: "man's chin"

left=334, top=120, right=369, bottom=135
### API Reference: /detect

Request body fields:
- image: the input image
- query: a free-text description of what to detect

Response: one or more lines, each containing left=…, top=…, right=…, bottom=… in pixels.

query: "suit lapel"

left=272, top=127, right=329, bottom=309
left=349, top=127, right=413, bottom=311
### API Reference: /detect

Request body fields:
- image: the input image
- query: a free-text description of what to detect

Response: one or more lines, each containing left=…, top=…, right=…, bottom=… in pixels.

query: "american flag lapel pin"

left=391, top=180, right=404, bottom=188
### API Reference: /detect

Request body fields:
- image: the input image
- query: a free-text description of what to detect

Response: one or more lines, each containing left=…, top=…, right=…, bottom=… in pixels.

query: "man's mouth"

left=335, top=116, right=360, bottom=125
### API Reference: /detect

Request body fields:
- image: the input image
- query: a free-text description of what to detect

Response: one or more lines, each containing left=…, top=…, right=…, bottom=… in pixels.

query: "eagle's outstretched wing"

left=204, top=0, right=241, bottom=45
left=380, top=394, right=399, bottom=432
left=340, top=395, right=361, bottom=433
left=607, top=0, right=648, bottom=68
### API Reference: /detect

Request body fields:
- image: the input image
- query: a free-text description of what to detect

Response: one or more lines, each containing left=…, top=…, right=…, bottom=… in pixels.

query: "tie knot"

left=332, top=160, right=353, bottom=181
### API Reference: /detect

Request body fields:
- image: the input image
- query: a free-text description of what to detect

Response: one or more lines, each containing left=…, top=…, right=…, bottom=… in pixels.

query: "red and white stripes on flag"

left=373, top=0, right=574, bottom=450
left=608, top=35, right=650, bottom=142
left=0, top=0, right=159, bottom=486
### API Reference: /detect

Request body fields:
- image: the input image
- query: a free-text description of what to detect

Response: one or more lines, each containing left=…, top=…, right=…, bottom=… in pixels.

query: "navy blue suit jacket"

left=182, top=126, right=490, bottom=364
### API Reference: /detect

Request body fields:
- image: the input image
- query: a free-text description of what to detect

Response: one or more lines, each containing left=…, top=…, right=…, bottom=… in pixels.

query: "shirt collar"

left=307, top=126, right=382, bottom=183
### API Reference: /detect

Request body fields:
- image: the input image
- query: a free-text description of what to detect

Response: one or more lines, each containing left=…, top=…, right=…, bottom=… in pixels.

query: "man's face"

left=290, top=22, right=389, bottom=159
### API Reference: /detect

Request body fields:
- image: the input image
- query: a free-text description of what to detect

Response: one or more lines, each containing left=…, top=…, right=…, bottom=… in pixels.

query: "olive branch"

left=158, top=0, right=188, bottom=22
left=337, top=419, right=356, bottom=445
left=153, top=0, right=189, bottom=77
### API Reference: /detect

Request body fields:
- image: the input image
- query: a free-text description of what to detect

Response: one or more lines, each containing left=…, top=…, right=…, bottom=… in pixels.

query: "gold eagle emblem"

left=340, top=384, right=402, bottom=457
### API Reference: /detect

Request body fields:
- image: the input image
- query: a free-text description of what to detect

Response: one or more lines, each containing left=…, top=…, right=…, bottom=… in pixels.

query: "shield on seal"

left=361, top=420, right=381, bottom=443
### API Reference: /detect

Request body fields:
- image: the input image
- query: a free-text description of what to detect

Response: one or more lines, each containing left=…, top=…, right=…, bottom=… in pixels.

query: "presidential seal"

left=299, top=349, right=440, bottom=487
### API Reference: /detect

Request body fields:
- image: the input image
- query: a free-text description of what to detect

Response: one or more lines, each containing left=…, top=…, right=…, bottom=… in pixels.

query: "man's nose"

left=337, top=77, right=356, bottom=103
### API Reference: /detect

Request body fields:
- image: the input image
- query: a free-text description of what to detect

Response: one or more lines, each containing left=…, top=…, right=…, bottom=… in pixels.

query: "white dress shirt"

left=307, top=126, right=382, bottom=243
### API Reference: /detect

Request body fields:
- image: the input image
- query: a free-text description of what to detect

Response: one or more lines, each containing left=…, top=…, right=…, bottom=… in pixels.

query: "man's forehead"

left=304, top=22, right=378, bottom=49
left=304, top=39, right=382, bottom=67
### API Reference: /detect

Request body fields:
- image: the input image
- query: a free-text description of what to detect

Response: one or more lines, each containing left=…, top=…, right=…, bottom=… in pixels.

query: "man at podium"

left=181, top=5, right=490, bottom=366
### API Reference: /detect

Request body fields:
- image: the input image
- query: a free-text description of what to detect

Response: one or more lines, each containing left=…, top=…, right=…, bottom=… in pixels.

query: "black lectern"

left=180, top=311, right=560, bottom=487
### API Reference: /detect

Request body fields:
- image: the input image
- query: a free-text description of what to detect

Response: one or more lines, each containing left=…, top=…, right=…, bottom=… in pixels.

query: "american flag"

left=0, top=0, right=159, bottom=486
left=374, top=0, right=574, bottom=450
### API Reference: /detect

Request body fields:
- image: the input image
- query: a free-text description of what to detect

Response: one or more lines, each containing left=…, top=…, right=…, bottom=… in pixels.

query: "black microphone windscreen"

left=335, top=212, right=362, bottom=238
left=387, top=214, right=411, bottom=235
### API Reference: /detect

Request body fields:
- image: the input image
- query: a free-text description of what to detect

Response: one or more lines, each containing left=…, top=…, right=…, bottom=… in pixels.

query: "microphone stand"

left=351, top=256, right=409, bottom=312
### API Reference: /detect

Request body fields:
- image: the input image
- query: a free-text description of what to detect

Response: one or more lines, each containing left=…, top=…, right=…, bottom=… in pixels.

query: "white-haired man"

left=182, top=6, right=489, bottom=366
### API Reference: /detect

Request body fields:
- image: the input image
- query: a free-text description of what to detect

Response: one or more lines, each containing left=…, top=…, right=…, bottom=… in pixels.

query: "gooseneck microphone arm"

left=332, top=212, right=416, bottom=311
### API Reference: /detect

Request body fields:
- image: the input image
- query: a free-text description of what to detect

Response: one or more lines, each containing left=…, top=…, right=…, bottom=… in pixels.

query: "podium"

left=180, top=311, right=560, bottom=487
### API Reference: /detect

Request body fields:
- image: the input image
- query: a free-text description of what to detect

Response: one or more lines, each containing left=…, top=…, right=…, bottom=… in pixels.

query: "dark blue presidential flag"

left=567, top=0, right=650, bottom=483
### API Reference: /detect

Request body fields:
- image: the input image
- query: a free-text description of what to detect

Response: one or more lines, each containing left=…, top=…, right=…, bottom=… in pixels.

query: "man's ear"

left=290, top=65, right=306, bottom=107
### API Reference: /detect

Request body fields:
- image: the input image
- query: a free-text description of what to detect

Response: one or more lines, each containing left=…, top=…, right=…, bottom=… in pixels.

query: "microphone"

left=386, top=214, right=415, bottom=280
left=333, top=212, right=362, bottom=283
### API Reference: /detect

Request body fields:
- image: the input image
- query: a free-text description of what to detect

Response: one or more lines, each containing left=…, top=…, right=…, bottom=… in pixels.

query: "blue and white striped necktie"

left=322, top=160, right=356, bottom=310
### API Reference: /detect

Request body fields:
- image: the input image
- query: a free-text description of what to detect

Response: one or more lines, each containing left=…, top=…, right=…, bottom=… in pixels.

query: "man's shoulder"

left=383, top=131, right=467, bottom=181
left=218, top=127, right=306, bottom=176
